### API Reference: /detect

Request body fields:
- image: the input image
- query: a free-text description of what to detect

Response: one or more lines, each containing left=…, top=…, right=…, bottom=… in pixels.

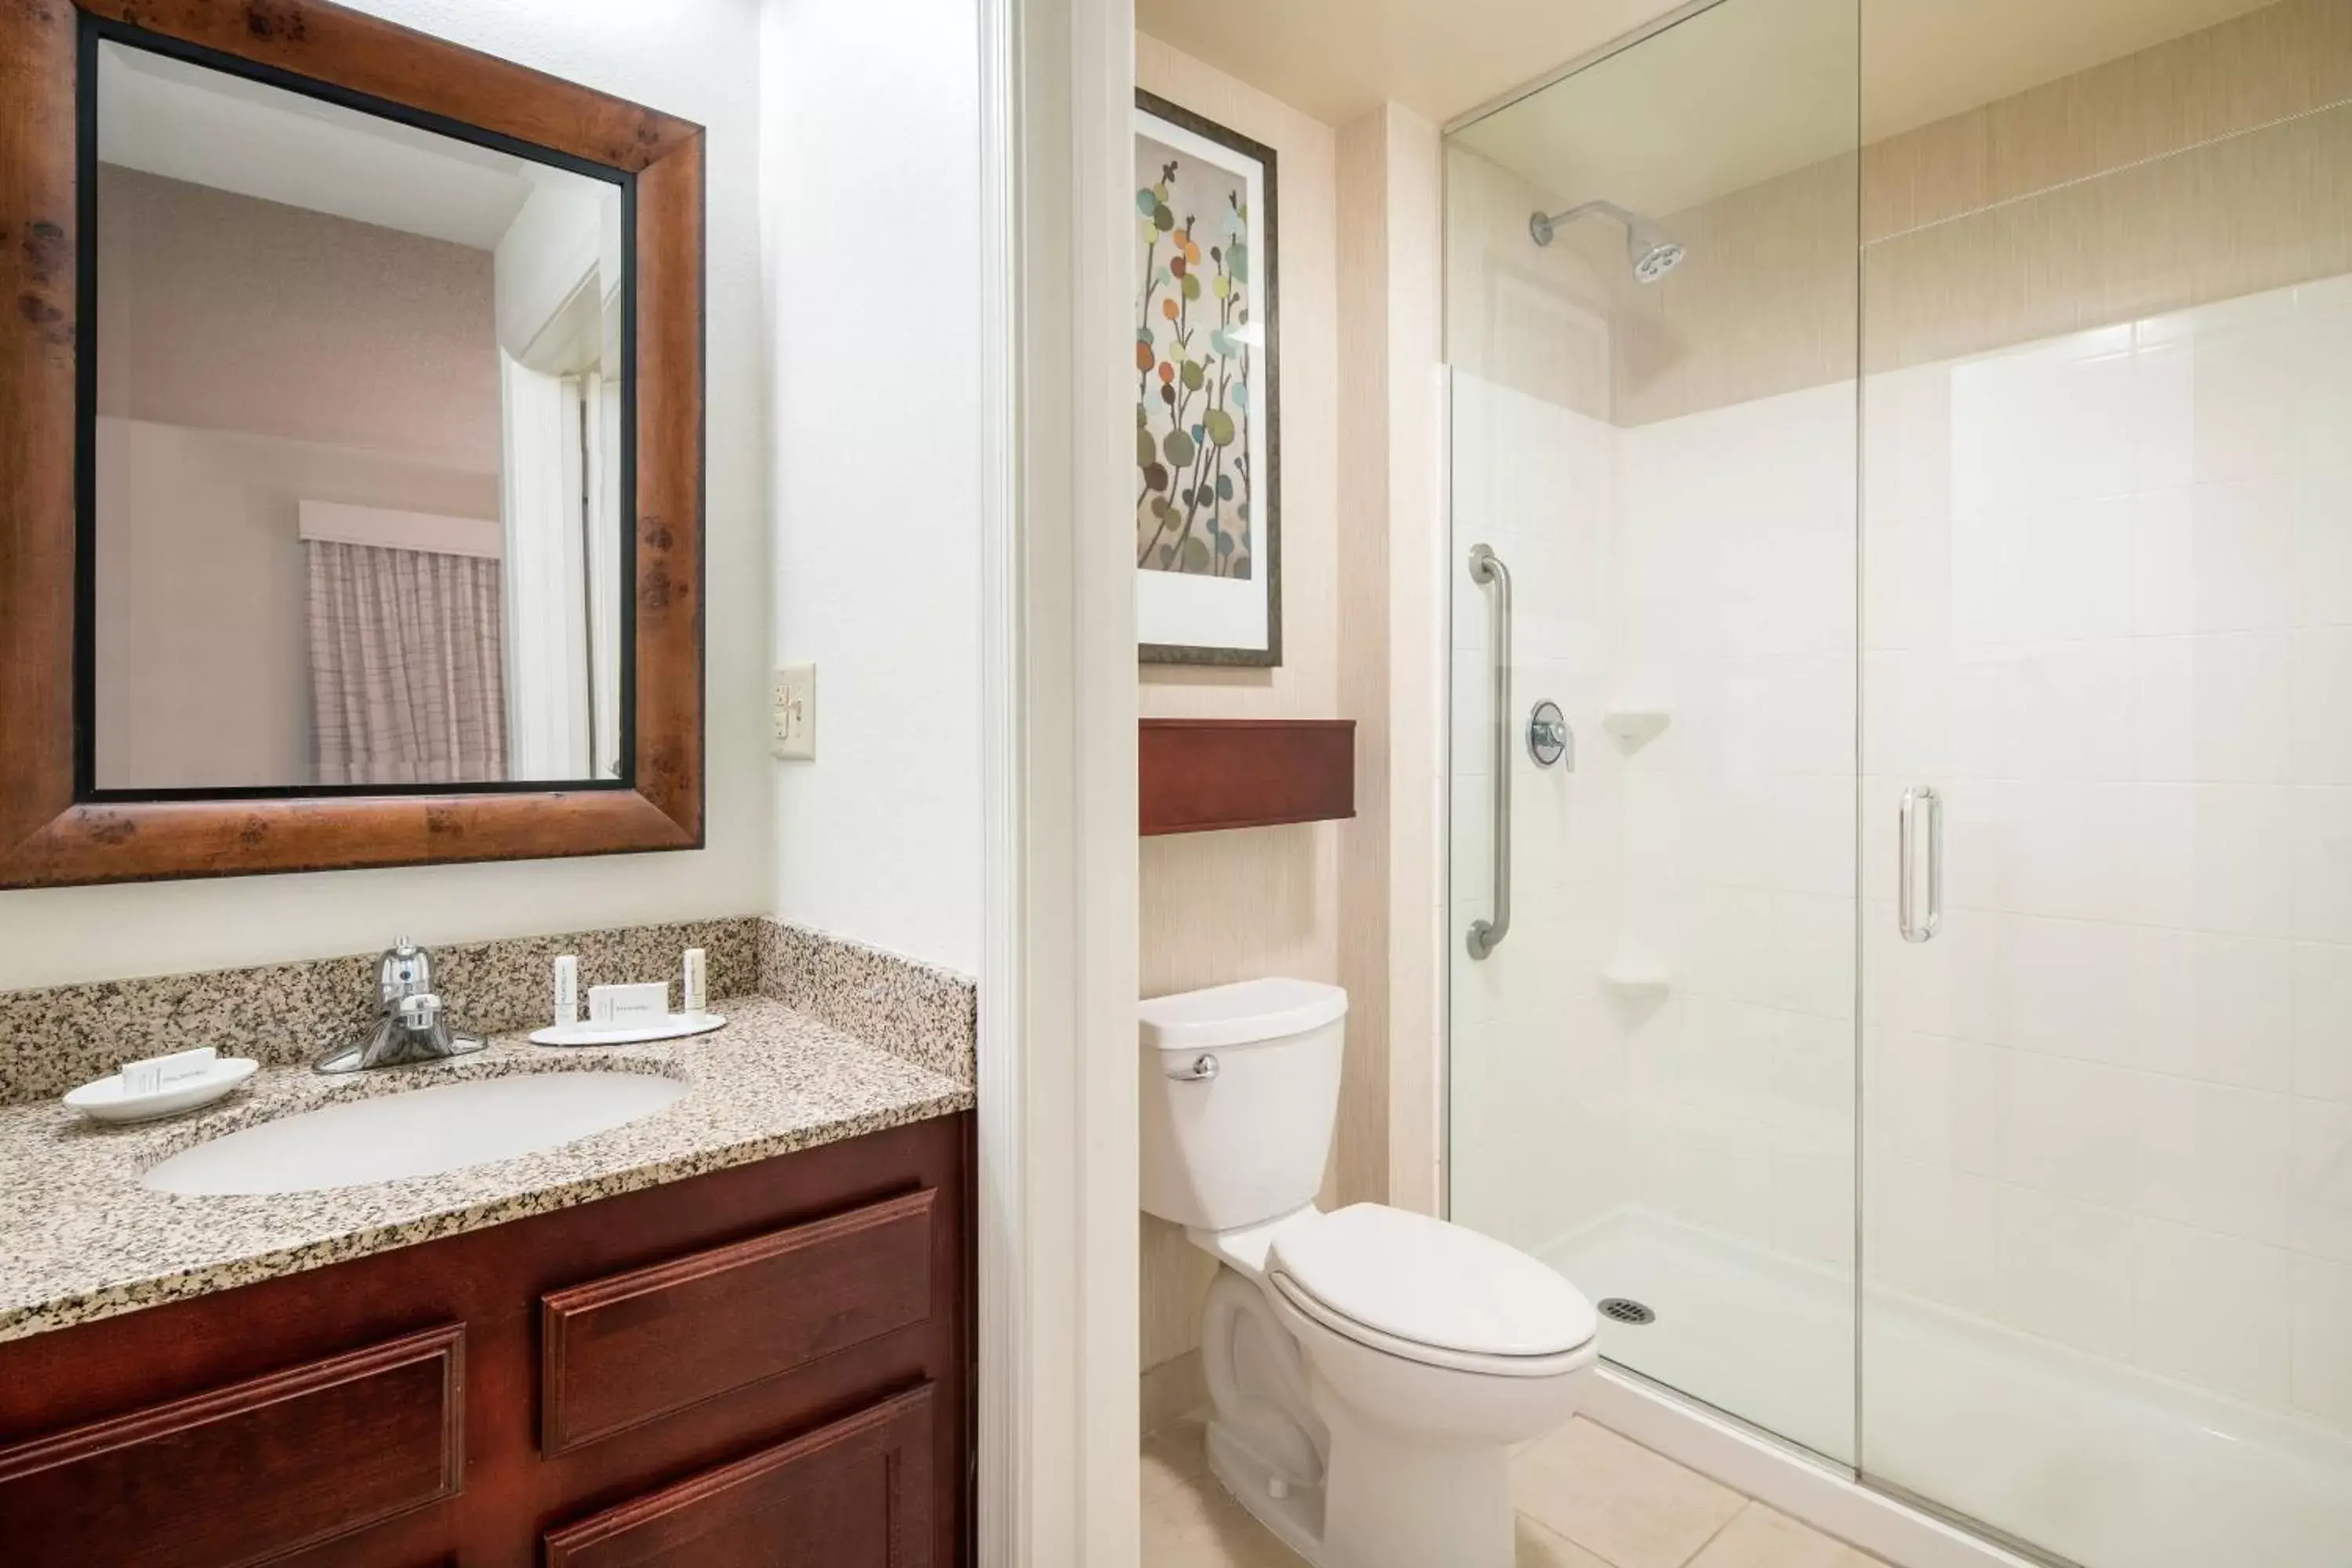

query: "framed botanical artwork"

left=1134, top=90, right=1281, bottom=666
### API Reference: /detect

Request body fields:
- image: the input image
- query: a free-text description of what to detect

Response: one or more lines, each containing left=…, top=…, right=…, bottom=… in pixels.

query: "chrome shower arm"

left=1529, top=198, right=1635, bottom=244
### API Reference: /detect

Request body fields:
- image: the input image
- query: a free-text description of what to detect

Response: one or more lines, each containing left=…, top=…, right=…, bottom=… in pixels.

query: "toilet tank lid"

left=1138, top=978, right=1347, bottom=1051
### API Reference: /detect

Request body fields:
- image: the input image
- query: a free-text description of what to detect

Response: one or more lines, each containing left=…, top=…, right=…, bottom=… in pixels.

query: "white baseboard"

left=1581, top=1368, right=2046, bottom=1568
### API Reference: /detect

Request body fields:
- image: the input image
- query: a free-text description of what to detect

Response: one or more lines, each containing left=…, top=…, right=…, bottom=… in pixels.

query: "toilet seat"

left=1266, top=1203, right=1597, bottom=1375
left=1269, top=1272, right=1597, bottom=1377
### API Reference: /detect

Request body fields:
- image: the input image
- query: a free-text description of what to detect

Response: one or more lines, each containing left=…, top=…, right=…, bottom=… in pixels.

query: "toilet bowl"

left=1140, top=980, right=1599, bottom=1568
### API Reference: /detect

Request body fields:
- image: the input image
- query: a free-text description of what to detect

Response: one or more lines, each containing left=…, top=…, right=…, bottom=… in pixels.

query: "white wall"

left=760, top=0, right=983, bottom=975
left=0, top=0, right=772, bottom=988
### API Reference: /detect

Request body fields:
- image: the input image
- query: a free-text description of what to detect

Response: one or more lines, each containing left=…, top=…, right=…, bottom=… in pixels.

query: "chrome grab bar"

left=1467, top=544, right=1512, bottom=960
left=1898, top=785, right=1943, bottom=943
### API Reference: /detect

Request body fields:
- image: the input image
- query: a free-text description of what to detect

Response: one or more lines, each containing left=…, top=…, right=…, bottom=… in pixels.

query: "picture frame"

left=1133, top=89, right=1280, bottom=666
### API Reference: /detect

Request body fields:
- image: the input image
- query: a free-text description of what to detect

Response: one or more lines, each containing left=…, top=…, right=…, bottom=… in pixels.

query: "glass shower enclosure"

left=1442, top=1, right=2352, bottom=1563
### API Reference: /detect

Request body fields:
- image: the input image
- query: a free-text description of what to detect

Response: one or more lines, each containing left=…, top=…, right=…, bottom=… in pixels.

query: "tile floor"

left=1142, top=1414, right=1888, bottom=1568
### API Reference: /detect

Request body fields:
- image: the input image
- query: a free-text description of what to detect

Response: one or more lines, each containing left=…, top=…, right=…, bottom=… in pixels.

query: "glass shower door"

left=1445, top=2, right=2352, bottom=1563
left=1855, top=5, right=2352, bottom=1562
left=1443, top=0, right=1862, bottom=1468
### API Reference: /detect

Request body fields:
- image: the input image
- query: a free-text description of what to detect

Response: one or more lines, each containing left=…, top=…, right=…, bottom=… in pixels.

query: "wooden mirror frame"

left=0, top=0, right=704, bottom=887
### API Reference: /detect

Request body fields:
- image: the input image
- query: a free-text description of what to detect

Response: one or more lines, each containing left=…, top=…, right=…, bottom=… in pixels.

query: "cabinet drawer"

left=0, top=1323, right=463, bottom=1568
left=544, top=1383, right=934, bottom=1567
left=542, top=1186, right=935, bottom=1454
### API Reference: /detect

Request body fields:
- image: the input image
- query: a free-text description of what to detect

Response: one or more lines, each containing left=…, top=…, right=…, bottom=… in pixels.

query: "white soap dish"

left=66, top=1057, right=259, bottom=1124
left=1601, top=710, right=1671, bottom=747
left=1598, top=964, right=1672, bottom=996
left=530, top=1011, right=727, bottom=1047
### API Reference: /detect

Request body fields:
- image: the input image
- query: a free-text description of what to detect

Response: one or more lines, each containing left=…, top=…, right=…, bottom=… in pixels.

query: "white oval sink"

left=141, top=1072, right=688, bottom=1196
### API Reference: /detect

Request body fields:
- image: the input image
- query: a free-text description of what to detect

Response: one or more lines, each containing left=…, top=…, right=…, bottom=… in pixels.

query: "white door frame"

left=975, top=0, right=1140, bottom=1563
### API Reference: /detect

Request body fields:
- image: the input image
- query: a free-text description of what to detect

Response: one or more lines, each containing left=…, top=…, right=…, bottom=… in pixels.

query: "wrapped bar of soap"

left=586, top=981, right=670, bottom=1032
left=119, top=1046, right=218, bottom=1098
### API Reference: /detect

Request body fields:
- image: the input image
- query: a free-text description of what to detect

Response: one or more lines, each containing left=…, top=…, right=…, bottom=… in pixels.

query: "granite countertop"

left=0, top=996, right=973, bottom=1344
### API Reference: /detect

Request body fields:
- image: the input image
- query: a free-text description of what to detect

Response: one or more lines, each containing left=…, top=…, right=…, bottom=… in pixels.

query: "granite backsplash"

left=0, top=918, right=973, bottom=1105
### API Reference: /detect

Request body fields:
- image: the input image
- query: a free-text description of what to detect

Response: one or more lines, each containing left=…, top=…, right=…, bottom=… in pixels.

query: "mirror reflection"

left=91, top=39, right=628, bottom=792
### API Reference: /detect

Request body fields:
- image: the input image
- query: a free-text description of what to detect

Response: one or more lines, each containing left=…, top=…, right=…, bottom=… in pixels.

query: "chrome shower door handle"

left=1466, top=543, right=1512, bottom=960
left=1898, top=785, right=1943, bottom=943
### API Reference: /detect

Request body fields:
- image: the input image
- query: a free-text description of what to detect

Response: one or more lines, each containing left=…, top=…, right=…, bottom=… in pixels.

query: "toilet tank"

left=1138, top=978, right=1348, bottom=1232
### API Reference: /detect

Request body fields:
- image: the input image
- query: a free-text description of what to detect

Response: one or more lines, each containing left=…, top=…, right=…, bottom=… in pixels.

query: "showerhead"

left=1530, top=200, right=1686, bottom=283
left=1625, top=217, right=1686, bottom=282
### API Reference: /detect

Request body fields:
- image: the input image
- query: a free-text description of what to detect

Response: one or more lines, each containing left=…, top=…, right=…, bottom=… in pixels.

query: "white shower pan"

left=1549, top=1209, right=2352, bottom=1568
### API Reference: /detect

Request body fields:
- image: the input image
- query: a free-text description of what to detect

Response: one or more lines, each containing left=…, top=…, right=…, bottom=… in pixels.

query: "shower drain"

left=1597, top=1298, right=1656, bottom=1326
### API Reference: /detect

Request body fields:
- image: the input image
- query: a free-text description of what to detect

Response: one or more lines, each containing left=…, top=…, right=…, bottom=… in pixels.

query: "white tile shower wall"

left=1448, top=372, right=1630, bottom=1255
left=1611, top=381, right=1860, bottom=1274
left=1860, top=274, right=2352, bottom=1432
left=1449, top=371, right=1862, bottom=1276
left=1452, top=275, right=2352, bottom=1438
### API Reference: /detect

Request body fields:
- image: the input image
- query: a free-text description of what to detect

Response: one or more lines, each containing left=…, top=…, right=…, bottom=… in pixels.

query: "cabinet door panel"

left=543, top=1384, right=935, bottom=1568
left=0, top=1323, right=463, bottom=1568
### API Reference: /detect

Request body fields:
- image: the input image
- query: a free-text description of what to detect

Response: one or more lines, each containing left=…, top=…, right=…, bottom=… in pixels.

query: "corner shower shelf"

left=1601, top=710, right=1671, bottom=747
left=1598, top=962, right=1672, bottom=996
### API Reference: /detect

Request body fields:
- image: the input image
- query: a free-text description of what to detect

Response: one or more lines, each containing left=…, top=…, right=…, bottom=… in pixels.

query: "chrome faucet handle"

left=376, top=938, right=436, bottom=1011
left=394, top=992, right=483, bottom=1056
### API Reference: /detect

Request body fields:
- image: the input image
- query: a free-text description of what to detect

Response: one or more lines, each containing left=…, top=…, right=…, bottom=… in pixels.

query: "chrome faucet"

left=316, top=938, right=486, bottom=1075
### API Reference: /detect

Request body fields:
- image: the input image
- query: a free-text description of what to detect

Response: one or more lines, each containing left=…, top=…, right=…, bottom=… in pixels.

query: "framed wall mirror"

left=0, top=0, right=705, bottom=887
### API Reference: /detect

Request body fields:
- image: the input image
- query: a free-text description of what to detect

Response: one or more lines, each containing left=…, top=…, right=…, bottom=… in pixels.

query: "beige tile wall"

left=1468, top=0, right=2352, bottom=426
left=1864, top=95, right=2352, bottom=372
left=1613, top=152, right=1859, bottom=426
left=1443, top=144, right=1620, bottom=421
left=1860, top=0, right=2352, bottom=242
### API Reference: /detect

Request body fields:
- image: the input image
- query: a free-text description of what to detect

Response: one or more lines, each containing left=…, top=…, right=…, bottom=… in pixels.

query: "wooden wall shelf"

left=1140, top=719, right=1356, bottom=837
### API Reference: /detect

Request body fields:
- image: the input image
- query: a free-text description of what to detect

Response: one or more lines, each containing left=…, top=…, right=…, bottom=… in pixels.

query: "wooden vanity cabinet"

left=0, top=1113, right=972, bottom=1566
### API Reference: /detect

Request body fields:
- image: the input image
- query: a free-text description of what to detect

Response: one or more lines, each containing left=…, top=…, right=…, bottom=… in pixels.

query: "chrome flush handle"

left=1166, top=1053, right=1220, bottom=1082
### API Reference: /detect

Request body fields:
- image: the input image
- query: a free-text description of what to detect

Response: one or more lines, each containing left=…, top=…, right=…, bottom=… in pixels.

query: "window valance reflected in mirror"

left=90, top=37, right=630, bottom=795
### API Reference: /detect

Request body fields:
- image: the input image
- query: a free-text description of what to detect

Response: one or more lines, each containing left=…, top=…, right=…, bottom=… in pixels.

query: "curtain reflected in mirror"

left=306, top=534, right=505, bottom=785
left=88, top=37, right=627, bottom=793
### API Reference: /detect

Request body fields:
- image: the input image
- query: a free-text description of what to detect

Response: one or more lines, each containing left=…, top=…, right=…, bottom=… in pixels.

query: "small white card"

left=586, top=981, right=670, bottom=1031
left=119, top=1046, right=217, bottom=1097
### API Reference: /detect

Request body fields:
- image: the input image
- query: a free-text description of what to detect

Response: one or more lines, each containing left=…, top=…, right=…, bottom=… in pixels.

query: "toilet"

left=1140, top=978, right=1598, bottom=1568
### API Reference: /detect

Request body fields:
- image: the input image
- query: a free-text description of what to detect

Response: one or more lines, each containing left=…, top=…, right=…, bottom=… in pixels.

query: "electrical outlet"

left=771, top=663, right=815, bottom=760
